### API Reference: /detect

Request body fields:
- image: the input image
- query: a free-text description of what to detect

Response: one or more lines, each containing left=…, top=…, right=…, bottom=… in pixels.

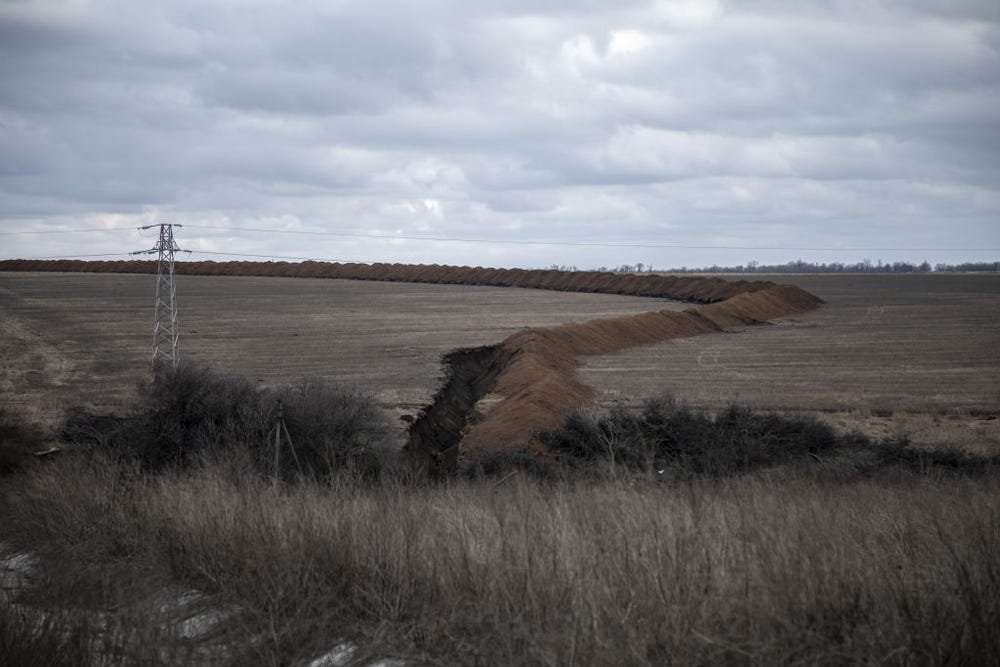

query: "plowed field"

left=2, top=269, right=996, bottom=455
left=0, top=271, right=686, bottom=437
left=580, top=273, right=1000, bottom=454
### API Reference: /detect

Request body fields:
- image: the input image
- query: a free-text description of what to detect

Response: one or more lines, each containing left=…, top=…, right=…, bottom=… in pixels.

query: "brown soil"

left=0, top=273, right=674, bottom=433
left=0, top=261, right=824, bottom=471
left=581, top=273, right=1000, bottom=456
left=0, top=259, right=774, bottom=303
left=398, top=277, right=823, bottom=471
left=447, top=285, right=823, bottom=459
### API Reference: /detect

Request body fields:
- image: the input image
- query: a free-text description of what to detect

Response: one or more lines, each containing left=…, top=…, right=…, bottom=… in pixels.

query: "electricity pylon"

left=132, top=224, right=191, bottom=373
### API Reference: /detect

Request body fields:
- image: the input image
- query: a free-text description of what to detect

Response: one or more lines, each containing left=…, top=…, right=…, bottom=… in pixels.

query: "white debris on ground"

left=0, top=541, right=35, bottom=605
left=306, top=643, right=407, bottom=667
left=0, top=540, right=238, bottom=662
left=3, top=541, right=405, bottom=666
left=153, top=588, right=242, bottom=641
left=307, top=642, right=357, bottom=667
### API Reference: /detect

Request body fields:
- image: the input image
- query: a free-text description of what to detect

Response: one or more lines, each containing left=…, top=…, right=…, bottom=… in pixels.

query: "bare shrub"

left=61, top=364, right=392, bottom=483
left=540, top=397, right=997, bottom=478
left=112, top=365, right=268, bottom=471
left=275, top=379, right=390, bottom=481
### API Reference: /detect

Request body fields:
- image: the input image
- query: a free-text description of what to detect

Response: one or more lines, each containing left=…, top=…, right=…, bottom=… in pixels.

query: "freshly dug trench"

left=0, top=260, right=824, bottom=473
left=404, top=346, right=501, bottom=477
left=408, top=284, right=825, bottom=473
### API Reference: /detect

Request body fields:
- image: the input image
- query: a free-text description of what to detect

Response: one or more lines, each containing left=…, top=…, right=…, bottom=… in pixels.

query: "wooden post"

left=272, top=399, right=301, bottom=482
left=273, top=400, right=283, bottom=481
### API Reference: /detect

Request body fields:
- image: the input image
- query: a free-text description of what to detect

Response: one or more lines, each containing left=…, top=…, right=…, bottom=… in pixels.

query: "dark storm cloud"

left=1, top=0, right=998, bottom=268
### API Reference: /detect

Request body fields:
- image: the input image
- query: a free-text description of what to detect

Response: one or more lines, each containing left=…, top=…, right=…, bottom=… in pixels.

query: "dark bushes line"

left=541, top=399, right=841, bottom=476
left=0, top=408, right=45, bottom=476
left=464, top=398, right=1000, bottom=480
left=60, top=365, right=391, bottom=482
left=7, top=366, right=997, bottom=484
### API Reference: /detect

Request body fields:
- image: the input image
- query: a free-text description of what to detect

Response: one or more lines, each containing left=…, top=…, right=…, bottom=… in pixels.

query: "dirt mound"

left=0, top=259, right=776, bottom=305
left=0, top=260, right=825, bottom=471
left=697, top=284, right=824, bottom=328
left=407, top=285, right=825, bottom=467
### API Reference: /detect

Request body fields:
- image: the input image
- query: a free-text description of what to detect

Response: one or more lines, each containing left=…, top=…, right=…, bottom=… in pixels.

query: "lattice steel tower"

left=132, top=224, right=190, bottom=372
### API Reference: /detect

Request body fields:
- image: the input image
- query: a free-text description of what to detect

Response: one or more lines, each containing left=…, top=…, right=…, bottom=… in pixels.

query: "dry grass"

left=3, top=453, right=998, bottom=665
left=2, top=268, right=996, bottom=664
left=0, top=407, right=44, bottom=475
left=815, top=408, right=1000, bottom=458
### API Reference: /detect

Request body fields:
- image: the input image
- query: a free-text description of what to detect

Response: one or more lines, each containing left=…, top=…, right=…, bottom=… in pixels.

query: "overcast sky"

left=1, top=0, right=998, bottom=269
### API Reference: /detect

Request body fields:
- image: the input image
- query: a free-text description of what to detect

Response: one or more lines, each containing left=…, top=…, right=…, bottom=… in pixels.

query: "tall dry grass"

left=0, top=407, right=44, bottom=475
left=3, top=452, right=998, bottom=665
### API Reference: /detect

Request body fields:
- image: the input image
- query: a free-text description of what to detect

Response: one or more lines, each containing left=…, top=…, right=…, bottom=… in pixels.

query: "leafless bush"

left=274, top=379, right=390, bottom=482
left=61, top=364, right=392, bottom=482
left=540, top=397, right=997, bottom=478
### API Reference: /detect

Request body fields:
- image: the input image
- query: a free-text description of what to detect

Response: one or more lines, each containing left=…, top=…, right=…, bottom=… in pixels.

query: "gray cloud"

left=1, top=0, right=998, bottom=268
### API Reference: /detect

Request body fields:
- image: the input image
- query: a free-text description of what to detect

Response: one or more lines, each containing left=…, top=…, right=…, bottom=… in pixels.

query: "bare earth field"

left=0, top=271, right=685, bottom=436
left=2, top=270, right=997, bottom=453
left=2, top=269, right=999, bottom=665
left=581, top=273, right=1000, bottom=454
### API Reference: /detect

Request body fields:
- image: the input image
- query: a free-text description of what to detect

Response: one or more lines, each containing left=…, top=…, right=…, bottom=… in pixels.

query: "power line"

left=6, top=252, right=134, bottom=260
left=195, top=250, right=359, bottom=262
left=2, top=223, right=998, bottom=253
left=184, top=224, right=999, bottom=252
left=1, top=250, right=365, bottom=263
left=0, top=227, right=139, bottom=235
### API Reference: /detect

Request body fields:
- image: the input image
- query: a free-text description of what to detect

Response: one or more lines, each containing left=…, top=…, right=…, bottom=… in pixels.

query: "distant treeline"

left=594, top=260, right=1000, bottom=274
